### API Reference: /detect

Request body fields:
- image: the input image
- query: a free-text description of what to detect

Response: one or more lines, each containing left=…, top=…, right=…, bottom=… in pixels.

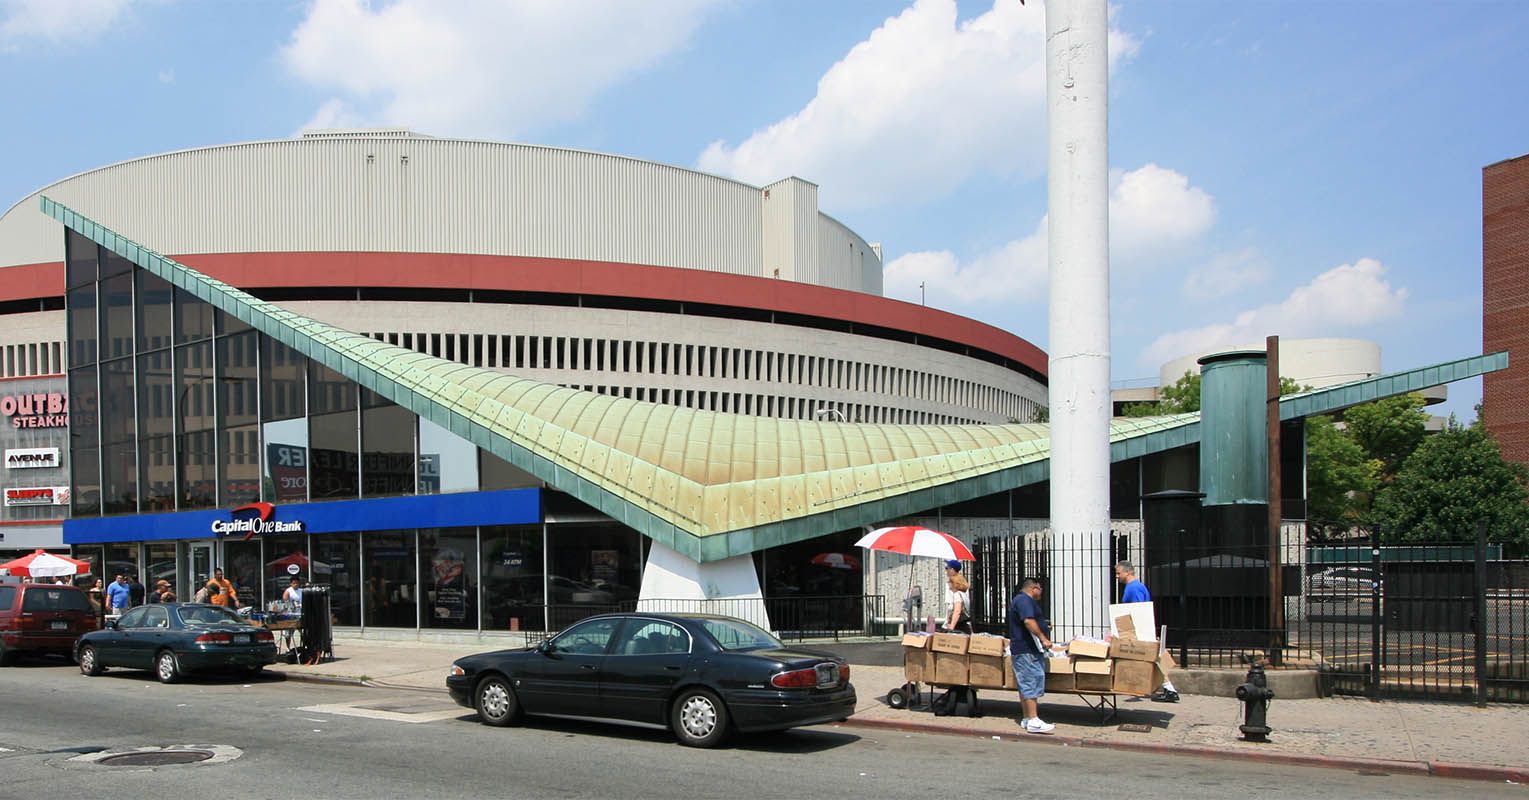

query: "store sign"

left=0, top=393, right=69, bottom=429
left=4, top=486, right=70, bottom=506
left=210, top=501, right=305, bottom=538
left=5, top=447, right=60, bottom=470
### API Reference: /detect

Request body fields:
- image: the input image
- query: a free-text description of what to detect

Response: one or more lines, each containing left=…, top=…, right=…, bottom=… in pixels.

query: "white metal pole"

left=1045, top=0, right=1112, bottom=643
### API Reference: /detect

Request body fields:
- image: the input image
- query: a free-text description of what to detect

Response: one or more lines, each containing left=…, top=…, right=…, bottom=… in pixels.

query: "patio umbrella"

left=855, top=527, right=974, bottom=627
left=0, top=549, right=89, bottom=578
left=810, top=552, right=861, bottom=570
left=854, top=526, right=974, bottom=561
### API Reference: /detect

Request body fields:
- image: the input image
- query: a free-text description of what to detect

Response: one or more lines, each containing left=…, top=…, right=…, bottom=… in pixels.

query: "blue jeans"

left=1013, top=651, right=1045, bottom=700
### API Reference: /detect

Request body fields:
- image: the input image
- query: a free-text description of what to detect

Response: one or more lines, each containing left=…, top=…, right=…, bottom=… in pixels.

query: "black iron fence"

left=504, top=594, right=889, bottom=642
left=968, top=525, right=1529, bottom=705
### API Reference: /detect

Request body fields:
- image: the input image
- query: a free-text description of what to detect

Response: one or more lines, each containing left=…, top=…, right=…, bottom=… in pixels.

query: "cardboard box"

left=931, top=632, right=970, bottom=655
left=1044, top=673, right=1075, bottom=692
left=933, top=651, right=969, bottom=685
left=1159, top=648, right=1177, bottom=671
left=1004, top=654, right=1015, bottom=689
left=1109, top=637, right=1160, bottom=663
left=1111, top=659, right=1165, bottom=696
left=1108, top=602, right=1158, bottom=642
left=967, top=634, right=1008, bottom=656
left=1068, top=637, right=1110, bottom=659
left=1073, top=657, right=1113, bottom=692
left=902, top=632, right=933, bottom=649
left=903, top=647, right=935, bottom=682
left=1112, top=613, right=1138, bottom=640
left=968, top=654, right=1007, bottom=688
left=1045, top=655, right=1074, bottom=674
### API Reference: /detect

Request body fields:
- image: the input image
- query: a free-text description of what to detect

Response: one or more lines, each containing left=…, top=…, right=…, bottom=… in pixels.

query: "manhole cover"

left=99, top=750, right=212, bottom=767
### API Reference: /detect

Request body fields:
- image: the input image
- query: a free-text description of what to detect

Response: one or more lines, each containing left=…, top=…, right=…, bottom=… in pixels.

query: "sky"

left=3, top=0, right=1524, bottom=421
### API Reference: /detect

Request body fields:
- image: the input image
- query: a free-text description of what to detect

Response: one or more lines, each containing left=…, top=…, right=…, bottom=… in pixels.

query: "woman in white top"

left=944, top=560, right=971, bottom=633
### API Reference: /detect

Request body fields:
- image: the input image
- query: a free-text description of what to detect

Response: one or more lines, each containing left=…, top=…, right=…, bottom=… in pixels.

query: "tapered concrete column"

left=1045, top=0, right=1112, bottom=641
left=637, top=542, right=769, bottom=631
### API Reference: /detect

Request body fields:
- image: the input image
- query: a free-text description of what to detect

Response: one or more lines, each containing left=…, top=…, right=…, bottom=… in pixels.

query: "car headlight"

left=449, top=664, right=466, bottom=677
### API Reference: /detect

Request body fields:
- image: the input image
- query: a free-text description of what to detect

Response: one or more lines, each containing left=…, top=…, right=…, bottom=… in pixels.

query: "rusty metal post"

left=1266, top=335, right=1284, bottom=662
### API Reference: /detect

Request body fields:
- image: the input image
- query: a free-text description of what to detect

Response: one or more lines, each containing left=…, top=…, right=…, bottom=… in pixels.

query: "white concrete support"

left=1045, top=0, right=1113, bottom=640
left=637, top=542, right=770, bottom=632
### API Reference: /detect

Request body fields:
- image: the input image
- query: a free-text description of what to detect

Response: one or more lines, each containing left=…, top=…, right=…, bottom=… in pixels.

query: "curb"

left=839, top=717, right=1526, bottom=784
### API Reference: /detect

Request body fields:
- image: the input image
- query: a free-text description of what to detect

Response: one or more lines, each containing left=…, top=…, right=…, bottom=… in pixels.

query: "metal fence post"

left=1177, top=527, right=1189, bottom=669
left=1476, top=520, right=1489, bottom=708
left=1370, top=530, right=1382, bottom=700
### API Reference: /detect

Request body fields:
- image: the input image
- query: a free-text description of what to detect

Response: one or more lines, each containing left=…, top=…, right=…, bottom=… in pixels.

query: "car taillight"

left=254, top=630, right=274, bottom=642
left=195, top=632, right=232, bottom=644
left=770, top=668, right=818, bottom=689
left=839, top=663, right=851, bottom=683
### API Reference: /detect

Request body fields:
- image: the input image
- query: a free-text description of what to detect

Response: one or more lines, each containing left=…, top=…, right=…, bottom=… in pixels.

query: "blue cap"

left=945, top=560, right=962, bottom=572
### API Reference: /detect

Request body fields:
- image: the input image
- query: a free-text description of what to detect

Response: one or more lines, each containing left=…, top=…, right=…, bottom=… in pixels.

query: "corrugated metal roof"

left=44, top=198, right=1507, bottom=561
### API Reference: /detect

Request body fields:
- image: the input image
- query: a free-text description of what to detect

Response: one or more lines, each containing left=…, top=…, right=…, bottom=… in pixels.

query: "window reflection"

left=220, top=424, right=260, bottom=506
left=72, top=447, right=102, bottom=517
left=65, top=230, right=98, bottom=289
left=480, top=451, right=541, bottom=490
left=313, top=534, right=360, bottom=626
left=224, top=539, right=262, bottom=609
left=362, top=390, right=413, bottom=498
left=262, top=417, right=308, bottom=503
left=264, top=534, right=307, bottom=607
left=418, top=418, right=477, bottom=494
left=309, top=362, right=357, bottom=500
left=137, top=350, right=173, bottom=439
left=136, top=271, right=174, bottom=353
left=548, top=524, right=641, bottom=629
left=99, top=273, right=134, bottom=360
left=179, top=429, right=216, bottom=510
left=364, top=531, right=417, bottom=628
left=481, top=525, right=545, bottom=632
left=140, top=435, right=174, bottom=512
left=100, top=359, right=135, bottom=445
left=175, top=286, right=213, bottom=343
left=67, top=286, right=97, bottom=366
left=103, top=442, right=137, bottom=515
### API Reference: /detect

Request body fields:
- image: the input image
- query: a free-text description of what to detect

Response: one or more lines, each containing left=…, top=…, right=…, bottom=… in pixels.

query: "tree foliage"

left=1304, top=414, right=1379, bottom=536
left=1342, top=393, right=1427, bottom=480
left=1372, top=423, right=1529, bottom=545
left=1121, top=371, right=1302, bottom=417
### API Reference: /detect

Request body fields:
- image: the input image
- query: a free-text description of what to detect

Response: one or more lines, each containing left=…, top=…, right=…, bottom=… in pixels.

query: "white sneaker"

left=1025, top=718, right=1055, bottom=734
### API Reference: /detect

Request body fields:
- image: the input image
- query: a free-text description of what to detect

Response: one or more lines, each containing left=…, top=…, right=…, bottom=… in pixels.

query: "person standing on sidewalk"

left=1008, top=577, right=1055, bottom=734
left=942, top=560, right=971, bottom=633
left=104, top=574, right=131, bottom=616
left=1114, top=561, right=1179, bottom=703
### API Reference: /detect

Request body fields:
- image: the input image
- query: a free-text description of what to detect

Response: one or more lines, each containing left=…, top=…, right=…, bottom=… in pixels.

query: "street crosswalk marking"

left=295, top=700, right=466, bottom=724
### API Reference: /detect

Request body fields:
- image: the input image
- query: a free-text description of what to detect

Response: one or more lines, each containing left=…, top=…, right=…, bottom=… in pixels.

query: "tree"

left=1121, top=371, right=1302, bottom=417
left=1303, top=415, right=1379, bottom=538
left=1372, top=423, right=1529, bottom=545
left=1342, top=393, right=1427, bottom=479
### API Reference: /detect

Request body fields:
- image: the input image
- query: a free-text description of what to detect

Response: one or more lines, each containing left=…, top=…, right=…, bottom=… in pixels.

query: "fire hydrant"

left=1235, top=662, right=1274, bottom=742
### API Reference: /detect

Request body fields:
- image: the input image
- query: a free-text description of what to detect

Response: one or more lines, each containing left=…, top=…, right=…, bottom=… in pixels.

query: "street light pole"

left=814, top=407, right=846, bottom=422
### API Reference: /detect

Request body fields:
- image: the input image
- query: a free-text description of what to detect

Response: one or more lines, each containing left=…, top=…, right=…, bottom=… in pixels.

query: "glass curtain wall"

left=481, top=525, right=545, bottom=632
left=420, top=528, right=477, bottom=629
left=547, top=524, right=641, bottom=628
left=361, top=389, right=414, bottom=497
left=261, top=338, right=308, bottom=503
left=364, top=531, right=417, bottom=628
left=309, top=362, right=358, bottom=500
left=313, top=533, right=361, bottom=626
left=223, top=540, right=262, bottom=608
left=218, top=332, right=260, bottom=505
left=264, top=533, right=308, bottom=608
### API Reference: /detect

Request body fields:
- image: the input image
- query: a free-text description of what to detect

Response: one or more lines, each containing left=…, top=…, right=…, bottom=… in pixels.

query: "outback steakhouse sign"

left=1, top=393, right=69, bottom=429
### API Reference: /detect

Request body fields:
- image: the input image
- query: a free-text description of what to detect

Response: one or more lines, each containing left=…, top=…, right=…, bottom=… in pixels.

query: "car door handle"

left=580, top=664, right=597, bottom=671
left=664, top=665, right=681, bottom=671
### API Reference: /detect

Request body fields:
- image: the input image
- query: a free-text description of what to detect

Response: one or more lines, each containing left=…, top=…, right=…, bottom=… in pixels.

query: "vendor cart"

left=247, top=586, right=334, bottom=665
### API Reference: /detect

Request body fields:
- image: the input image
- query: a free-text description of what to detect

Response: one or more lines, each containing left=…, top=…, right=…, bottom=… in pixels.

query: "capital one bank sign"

left=211, top=502, right=305, bottom=538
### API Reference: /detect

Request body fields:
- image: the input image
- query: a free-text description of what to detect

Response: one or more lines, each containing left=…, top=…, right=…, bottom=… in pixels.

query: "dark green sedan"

left=75, top=603, right=277, bottom=683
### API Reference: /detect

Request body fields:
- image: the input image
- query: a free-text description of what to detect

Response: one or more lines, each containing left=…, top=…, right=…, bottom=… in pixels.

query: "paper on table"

left=1108, top=601, right=1158, bottom=642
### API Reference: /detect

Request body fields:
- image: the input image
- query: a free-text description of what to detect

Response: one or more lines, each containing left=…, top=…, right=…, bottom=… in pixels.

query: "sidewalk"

left=267, top=636, right=1529, bottom=783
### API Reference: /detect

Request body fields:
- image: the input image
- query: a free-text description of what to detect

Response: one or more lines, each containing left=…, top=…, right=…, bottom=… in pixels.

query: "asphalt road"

left=1, top=658, right=1523, bottom=799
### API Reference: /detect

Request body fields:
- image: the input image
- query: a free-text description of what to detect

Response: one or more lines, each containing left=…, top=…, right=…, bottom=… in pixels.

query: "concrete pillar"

left=1045, top=0, right=1113, bottom=641
left=637, top=542, right=770, bottom=631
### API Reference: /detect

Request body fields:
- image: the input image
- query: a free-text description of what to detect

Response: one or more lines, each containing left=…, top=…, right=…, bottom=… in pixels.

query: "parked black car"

left=75, top=603, right=277, bottom=683
left=447, top=612, right=855, bottom=747
left=0, top=582, right=98, bottom=665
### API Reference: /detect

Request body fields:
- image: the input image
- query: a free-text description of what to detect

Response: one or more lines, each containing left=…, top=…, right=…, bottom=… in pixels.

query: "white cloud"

left=1109, top=163, right=1216, bottom=260
left=1181, top=247, right=1272, bottom=300
left=157, top=68, right=174, bottom=84
left=281, top=0, right=719, bottom=138
left=1141, top=257, right=1409, bottom=367
left=884, top=163, right=1212, bottom=308
left=697, top=0, right=1139, bottom=209
left=0, top=0, right=130, bottom=49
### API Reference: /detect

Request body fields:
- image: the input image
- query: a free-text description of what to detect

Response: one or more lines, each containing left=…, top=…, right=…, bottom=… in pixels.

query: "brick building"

left=1484, top=153, right=1529, bottom=466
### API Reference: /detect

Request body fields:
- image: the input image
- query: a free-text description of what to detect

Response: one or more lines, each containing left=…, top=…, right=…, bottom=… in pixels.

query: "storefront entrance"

left=187, top=540, right=216, bottom=598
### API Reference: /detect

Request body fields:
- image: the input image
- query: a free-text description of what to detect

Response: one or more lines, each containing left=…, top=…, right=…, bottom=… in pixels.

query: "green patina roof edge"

left=44, top=198, right=1506, bottom=561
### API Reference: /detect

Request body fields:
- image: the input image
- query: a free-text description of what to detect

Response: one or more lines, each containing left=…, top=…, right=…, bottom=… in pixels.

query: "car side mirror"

left=106, top=619, right=118, bottom=630
left=537, top=640, right=556, bottom=656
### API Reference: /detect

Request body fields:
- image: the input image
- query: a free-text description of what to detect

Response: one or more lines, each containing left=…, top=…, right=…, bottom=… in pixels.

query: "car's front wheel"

left=78, top=645, right=102, bottom=676
left=671, top=688, right=730, bottom=748
left=155, top=650, right=181, bottom=684
left=475, top=675, right=522, bottom=727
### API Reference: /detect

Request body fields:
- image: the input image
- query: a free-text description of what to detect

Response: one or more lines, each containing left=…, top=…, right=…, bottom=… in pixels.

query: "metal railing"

left=487, top=594, right=890, bottom=642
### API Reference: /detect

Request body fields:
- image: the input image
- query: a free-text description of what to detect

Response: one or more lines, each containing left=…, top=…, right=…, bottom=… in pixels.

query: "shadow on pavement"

left=465, top=713, right=861, bottom=753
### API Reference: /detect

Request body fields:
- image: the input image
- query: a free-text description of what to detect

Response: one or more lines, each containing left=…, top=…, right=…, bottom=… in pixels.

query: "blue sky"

left=3, top=0, right=1524, bottom=420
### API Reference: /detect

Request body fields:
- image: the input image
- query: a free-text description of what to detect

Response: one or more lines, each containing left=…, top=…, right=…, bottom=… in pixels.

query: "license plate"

left=50, top=620, right=68, bottom=631
left=815, top=663, right=839, bottom=689
left=233, top=633, right=250, bottom=644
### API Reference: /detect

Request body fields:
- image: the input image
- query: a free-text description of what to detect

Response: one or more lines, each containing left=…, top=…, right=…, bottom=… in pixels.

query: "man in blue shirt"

left=1007, top=577, right=1055, bottom=734
left=1115, top=561, right=1150, bottom=603
left=1114, top=561, right=1179, bottom=703
left=104, top=574, right=132, bottom=615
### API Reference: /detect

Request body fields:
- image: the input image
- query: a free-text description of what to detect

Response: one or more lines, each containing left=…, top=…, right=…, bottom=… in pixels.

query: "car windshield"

left=176, top=606, right=245, bottom=626
left=699, top=618, right=782, bottom=651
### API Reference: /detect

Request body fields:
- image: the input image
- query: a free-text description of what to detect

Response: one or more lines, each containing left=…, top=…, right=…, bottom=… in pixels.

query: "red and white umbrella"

left=0, top=549, right=90, bottom=579
left=810, top=552, right=861, bottom=570
left=854, top=526, right=974, bottom=561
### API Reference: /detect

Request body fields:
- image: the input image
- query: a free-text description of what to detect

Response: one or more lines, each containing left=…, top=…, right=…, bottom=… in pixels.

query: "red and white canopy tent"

left=0, top=549, right=90, bottom=579
left=854, top=526, right=975, bottom=621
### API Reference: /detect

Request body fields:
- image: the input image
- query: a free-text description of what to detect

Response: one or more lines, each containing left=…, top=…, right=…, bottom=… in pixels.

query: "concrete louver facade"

left=47, top=199, right=1509, bottom=563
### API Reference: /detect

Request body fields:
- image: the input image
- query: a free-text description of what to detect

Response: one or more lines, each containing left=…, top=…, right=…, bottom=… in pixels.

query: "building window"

left=420, top=528, right=478, bottom=630
left=361, top=389, right=414, bottom=498
left=313, top=533, right=361, bottom=626
left=363, top=530, right=417, bottom=628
